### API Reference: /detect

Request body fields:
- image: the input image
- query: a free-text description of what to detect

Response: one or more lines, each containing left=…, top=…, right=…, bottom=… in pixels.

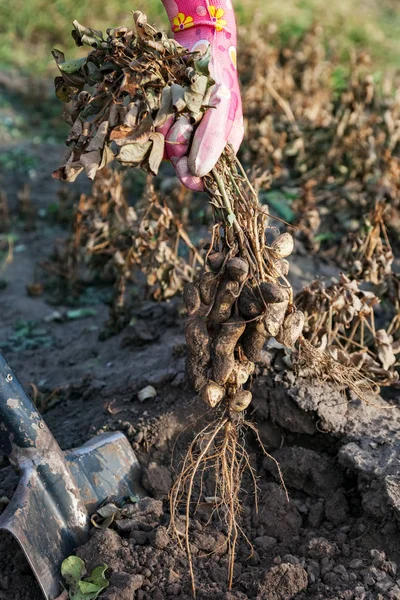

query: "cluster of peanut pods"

left=184, top=232, right=305, bottom=413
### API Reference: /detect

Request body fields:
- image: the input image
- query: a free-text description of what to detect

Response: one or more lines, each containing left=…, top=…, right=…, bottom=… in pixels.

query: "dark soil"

left=0, top=143, right=400, bottom=600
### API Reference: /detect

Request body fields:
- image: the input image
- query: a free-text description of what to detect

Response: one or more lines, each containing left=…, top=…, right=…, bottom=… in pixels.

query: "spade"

left=0, top=352, right=144, bottom=599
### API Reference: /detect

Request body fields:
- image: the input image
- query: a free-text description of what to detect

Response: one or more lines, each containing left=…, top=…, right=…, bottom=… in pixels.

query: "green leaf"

left=262, top=191, right=295, bottom=223
left=72, top=20, right=104, bottom=48
left=78, top=582, right=99, bottom=594
left=86, top=565, right=109, bottom=589
left=313, top=232, right=338, bottom=242
left=61, top=557, right=109, bottom=600
left=61, top=556, right=85, bottom=590
left=59, top=58, right=87, bottom=74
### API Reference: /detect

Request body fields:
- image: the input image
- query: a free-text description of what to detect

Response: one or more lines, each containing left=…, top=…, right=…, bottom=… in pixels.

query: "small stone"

left=321, top=558, right=335, bottom=576
left=341, top=543, right=351, bottom=557
left=389, top=584, right=400, bottom=599
left=193, top=532, right=227, bottom=554
left=308, top=499, right=325, bottom=528
left=137, top=497, right=164, bottom=518
left=138, top=385, right=157, bottom=402
left=323, top=572, right=338, bottom=585
left=386, top=562, right=398, bottom=577
left=334, top=564, right=349, bottom=581
left=167, top=583, right=181, bottom=596
left=248, top=551, right=261, bottom=566
left=306, top=560, right=320, bottom=577
left=369, top=566, right=386, bottom=582
left=350, top=572, right=358, bottom=581
left=107, top=574, right=144, bottom=600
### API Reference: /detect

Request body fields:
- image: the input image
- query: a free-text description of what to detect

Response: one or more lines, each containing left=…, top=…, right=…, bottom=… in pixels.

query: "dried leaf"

left=171, top=84, right=187, bottom=113
left=99, top=144, right=115, bottom=170
left=81, top=150, right=101, bottom=180
left=120, top=69, right=139, bottom=96
left=87, top=121, right=109, bottom=151
left=154, top=86, right=173, bottom=128
left=55, top=76, right=73, bottom=103
left=118, top=141, right=152, bottom=165
left=51, top=49, right=66, bottom=65
left=147, top=132, right=165, bottom=175
left=124, top=103, right=140, bottom=128
left=185, top=75, right=208, bottom=113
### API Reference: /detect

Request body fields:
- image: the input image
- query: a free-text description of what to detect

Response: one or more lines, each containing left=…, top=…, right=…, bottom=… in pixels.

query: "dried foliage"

left=296, top=274, right=399, bottom=386
left=47, top=168, right=200, bottom=328
left=336, top=200, right=394, bottom=285
left=241, top=28, right=400, bottom=390
left=53, top=13, right=216, bottom=182
left=241, top=27, right=400, bottom=248
left=296, top=199, right=400, bottom=387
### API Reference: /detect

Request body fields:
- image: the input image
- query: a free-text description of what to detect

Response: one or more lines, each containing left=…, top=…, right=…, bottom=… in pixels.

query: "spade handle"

left=0, top=352, right=53, bottom=464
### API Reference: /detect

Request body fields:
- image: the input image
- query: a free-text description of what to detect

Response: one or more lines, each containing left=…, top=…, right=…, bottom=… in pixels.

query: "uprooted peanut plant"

left=52, top=12, right=304, bottom=592
left=52, top=11, right=400, bottom=595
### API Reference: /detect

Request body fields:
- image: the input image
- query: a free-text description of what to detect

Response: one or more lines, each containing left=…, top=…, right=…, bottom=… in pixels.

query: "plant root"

left=169, top=410, right=287, bottom=597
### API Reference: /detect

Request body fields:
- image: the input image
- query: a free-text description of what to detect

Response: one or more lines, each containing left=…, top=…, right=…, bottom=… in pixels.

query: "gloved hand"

left=160, top=0, right=244, bottom=190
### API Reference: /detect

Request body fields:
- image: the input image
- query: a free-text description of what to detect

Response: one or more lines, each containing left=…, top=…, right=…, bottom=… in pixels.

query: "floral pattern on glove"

left=172, top=12, right=195, bottom=32
left=208, top=6, right=227, bottom=31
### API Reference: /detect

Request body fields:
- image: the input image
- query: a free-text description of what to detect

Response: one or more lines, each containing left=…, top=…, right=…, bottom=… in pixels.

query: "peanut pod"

left=228, top=359, right=255, bottom=386
left=242, top=320, right=269, bottom=362
left=183, top=282, right=200, bottom=315
left=208, top=278, right=240, bottom=325
left=201, top=381, right=225, bottom=408
left=271, top=233, right=294, bottom=258
left=185, top=314, right=210, bottom=391
left=212, top=316, right=246, bottom=385
left=229, top=389, right=252, bottom=412
left=199, top=271, right=218, bottom=305
left=260, top=282, right=289, bottom=304
left=276, top=310, right=305, bottom=348
left=238, top=286, right=263, bottom=319
left=226, top=257, right=249, bottom=283
left=264, top=299, right=289, bottom=337
left=207, top=251, right=225, bottom=273
left=274, top=258, right=290, bottom=277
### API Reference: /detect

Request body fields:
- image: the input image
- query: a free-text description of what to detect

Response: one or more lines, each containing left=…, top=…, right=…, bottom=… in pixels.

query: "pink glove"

left=160, top=0, right=244, bottom=190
